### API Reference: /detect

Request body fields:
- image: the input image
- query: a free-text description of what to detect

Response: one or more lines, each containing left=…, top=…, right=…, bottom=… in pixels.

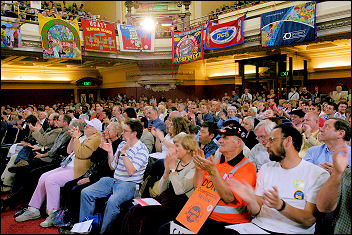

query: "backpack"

left=80, top=213, right=103, bottom=233
left=53, top=208, right=71, bottom=227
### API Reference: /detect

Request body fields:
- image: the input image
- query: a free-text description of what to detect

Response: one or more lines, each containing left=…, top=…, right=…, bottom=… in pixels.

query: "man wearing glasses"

left=79, top=118, right=149, bottom=234
left=247, top=119, right=276, bottom=172
left=228, top=124, right=329, bottom=234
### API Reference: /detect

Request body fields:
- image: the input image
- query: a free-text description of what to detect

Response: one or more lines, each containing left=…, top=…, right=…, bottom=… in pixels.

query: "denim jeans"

left=14, top=145, right=33, bottom=164
left=79, top=177, right=136, bottom=234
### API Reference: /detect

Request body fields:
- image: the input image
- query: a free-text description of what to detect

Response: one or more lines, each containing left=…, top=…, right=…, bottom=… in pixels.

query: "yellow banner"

left=38, top=13, right=81, bottom=60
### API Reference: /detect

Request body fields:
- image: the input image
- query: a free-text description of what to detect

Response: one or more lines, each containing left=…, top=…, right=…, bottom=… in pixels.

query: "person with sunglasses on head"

left=79, top=118, right=149, bottom=234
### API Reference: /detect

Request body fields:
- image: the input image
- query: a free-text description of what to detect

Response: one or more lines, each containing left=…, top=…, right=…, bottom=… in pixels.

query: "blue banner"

left=172, top=25, right=204, bottom=64
left=261, top=1, right=316, bottom=48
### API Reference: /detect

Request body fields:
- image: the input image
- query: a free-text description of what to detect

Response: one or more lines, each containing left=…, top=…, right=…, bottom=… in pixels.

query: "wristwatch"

left=170, top=169, right=176, bottom=173
left=208, top=169, right=217, bottom=176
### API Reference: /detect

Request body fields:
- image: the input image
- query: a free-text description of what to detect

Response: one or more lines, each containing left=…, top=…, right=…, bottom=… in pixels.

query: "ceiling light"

left=161, top=23, right=172, bottom=26
left=141, top=17, right=155, bottom=31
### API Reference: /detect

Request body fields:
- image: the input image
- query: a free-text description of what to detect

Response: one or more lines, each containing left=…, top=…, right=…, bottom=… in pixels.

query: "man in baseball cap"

left=190, top=119, right=256, bottom=233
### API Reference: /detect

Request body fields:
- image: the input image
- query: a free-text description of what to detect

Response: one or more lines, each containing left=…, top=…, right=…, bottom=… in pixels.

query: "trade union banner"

left=204, top=14, right=246, bottom=50
left=172, top=25, right=204, bottom=64
left=38, top=13, right=82, bottom=59
left=1, top=21, right=22, bottom=48
left=261, top=1, right=316, bottom=48
left=81, top=18, right=117, bottom=52
left=117, top=24, right=154, bottom=52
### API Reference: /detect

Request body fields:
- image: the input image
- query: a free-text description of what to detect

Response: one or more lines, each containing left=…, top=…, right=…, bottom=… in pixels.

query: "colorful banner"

left=261, top=1, right=316, bottom=47
left=172, top=25, right=204, bottom=64
left=1, top=21, right=22, bottom=48
left=204, top=14, right=246, bottom=50
left=117, top=24, right=154, bottom=52
left=38, top=13, right=81, bottom=59
left=81, top=18, right=117, bottom=52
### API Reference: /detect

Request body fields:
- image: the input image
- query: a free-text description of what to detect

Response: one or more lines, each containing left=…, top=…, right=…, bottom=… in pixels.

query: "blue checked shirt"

left=304, top=144, right=351, bottom=167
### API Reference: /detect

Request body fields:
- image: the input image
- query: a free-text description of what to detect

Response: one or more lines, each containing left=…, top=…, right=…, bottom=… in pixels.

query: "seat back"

left=2, top=126, right=19, bottom=145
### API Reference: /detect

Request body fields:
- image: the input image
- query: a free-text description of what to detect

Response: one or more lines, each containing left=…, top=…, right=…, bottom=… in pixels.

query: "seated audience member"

left=331, top=85, right=348, bottom=104
left=145, top=107, right=166, bottom=133
left=120, top=134, right=197, bottom=234
left=241, top=88, right=253, bottom=102
left=241, top=116, right=258, bottom=149
left=159, top=120, right=257, bottom=234
left=15, top=118, right=102, bottom=227
left=299, top=112, right=323, bottom=158
left=90, top=106, right=103, bottom=121
left=217, top=106, right=239, bottom=129
left=150, top=117, right=190, bottom=161
left=248, top=119, right=276, bottom=172
left=333, top=101, right=348, bottom=120
left=198, top=121, right=219, bottom=159
left=316, top=144, right=351, bottom=234
left=101, top=108, right=112, bottom=131
left=79, top=119, right=149, bottom=234
left=304, top=118, right=351, bottom=172
left=229, top=124, right=330, bottom=234
left=9, top=113, right=61, bottom=168
left=320, top=101, right=337, bottom=121
left=196, top=103, right=215, bottom=126
left=59, top=121, right=123, bottom=224
left=288, top=87, right=300, bottom=101
left=289, top=109, right=305, bottom=131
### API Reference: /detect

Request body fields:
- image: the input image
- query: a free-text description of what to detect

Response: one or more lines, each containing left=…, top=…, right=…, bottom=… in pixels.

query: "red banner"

left=81, top=18, right=117, bottom=52
left=204, top=14, right=246, bottom=50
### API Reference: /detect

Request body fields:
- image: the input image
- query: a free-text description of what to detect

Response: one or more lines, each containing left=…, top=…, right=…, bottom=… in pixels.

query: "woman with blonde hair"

left=121, top=134, right=198, bottom=234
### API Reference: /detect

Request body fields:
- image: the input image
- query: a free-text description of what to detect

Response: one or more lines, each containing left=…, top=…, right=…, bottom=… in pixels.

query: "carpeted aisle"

left=1, top=208, right=59, bottom=234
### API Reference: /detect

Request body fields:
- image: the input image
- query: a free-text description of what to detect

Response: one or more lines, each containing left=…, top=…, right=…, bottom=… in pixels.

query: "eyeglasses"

left=256, top=136, right=266, bottom=141
left=122, top=129, right=132, bottom=133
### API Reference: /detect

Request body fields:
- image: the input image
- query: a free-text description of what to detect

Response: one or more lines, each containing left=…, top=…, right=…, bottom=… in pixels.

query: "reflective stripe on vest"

left=213, top=158, right=251, bottom=215
left=212, top=205, right=247, bottom=214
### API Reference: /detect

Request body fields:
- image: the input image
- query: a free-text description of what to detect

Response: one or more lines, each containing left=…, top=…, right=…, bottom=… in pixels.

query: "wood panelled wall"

left=1, top=78, right=350, bottom=107
left=1, top=89, right=74, bottom=106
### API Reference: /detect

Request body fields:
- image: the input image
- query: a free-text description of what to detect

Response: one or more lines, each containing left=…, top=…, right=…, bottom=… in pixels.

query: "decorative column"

left=125, top=1, right=134, bottom=25
left=183, top=1, right=191, bottom=29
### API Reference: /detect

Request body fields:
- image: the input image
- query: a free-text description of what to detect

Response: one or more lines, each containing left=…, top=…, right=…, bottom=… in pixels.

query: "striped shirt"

left=111, top=140, right=149, bottom=183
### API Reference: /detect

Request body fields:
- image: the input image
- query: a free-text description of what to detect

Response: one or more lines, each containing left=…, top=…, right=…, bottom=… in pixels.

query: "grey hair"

left=243, top=116, right=255, bottom=129
left=70, top=119, right=85, bottom=133
left=254, top=119, right=276, bottom=135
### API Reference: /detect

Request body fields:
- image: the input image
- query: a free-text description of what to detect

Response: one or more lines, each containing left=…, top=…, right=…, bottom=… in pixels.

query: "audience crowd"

left=0, top=84, right=351, bottom=234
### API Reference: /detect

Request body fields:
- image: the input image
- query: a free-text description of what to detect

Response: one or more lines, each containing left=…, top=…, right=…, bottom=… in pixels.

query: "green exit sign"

left=83, top=82, right=92, bottom=86
left=281, top=71, right=289, bottom=76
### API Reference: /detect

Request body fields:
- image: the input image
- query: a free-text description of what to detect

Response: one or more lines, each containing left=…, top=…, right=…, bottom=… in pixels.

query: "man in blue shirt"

left=145, top=107, right=165, bottom=133
left=198, top=122, right=219, bottom=159
left=304, top=118, right=351, bottom=174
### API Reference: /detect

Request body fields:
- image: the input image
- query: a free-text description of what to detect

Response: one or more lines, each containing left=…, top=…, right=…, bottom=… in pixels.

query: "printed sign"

left=81, top=18, right=117, bottom=52
left=38, top=13, right=81, bottom=59
left=172, top=25, right=204, bottom=64
left=261, top=1, right=316, bottom=47
left=117, top=24, right=154, bottom=52
left=1, top=21, right=22, bottom=48
left=176, top=177, right=220, bottom=233
left=204, top=14, right=246, bottom=50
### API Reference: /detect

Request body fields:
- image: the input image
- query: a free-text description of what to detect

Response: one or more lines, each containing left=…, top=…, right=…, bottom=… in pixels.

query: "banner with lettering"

left=1, top=21, right=22, bottom=48
left=176, top=177, right=220, bottom=233
left=204, top=14, right=246, bottom=50
left=172, top=25, right=204, bottom=64
left=116, top=24, right=154, bottom=52
left=38, top=13, right=81, bottom=59
left=81, top=18, right=117, bottom=52
left=261, top=1, right=316, bottom=47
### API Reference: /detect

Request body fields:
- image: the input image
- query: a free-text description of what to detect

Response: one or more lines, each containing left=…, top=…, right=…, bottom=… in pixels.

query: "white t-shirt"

left=252, top=159, right=330, bottom=234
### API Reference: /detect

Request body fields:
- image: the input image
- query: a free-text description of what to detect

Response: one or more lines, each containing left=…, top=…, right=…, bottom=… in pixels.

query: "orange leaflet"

left=176, top=177, right=220, bottom=234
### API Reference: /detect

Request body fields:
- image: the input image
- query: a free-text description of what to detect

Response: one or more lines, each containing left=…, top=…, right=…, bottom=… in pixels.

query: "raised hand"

left=229, top=178, right=256, bottom=204
left=331, top=144, right=349, bottom=175
left=101, top=138, right=113, bottom=153
left=263, top=186, right=282, bottom=210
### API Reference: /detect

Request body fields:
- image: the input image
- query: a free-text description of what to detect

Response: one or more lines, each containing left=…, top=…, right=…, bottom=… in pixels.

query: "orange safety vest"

left=206, top=152, right=257, bottom=224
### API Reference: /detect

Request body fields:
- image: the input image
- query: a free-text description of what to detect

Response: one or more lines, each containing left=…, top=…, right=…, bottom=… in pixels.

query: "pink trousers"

left=29, top=166, right=74, bottom=211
